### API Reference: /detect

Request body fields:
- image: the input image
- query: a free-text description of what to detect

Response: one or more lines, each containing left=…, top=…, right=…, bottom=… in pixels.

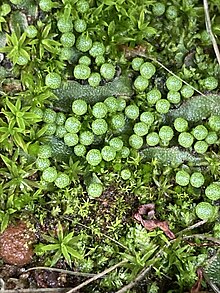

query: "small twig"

left=203, top=0, right=220, bottom=65
left=25, top=267, right=98, bottom=278
left=182, top=234, right=220, bottom=245
left=115, top=266, right=152, bottom=293
left=66, top=260, right=127, bottom=293
left=176, top=220, right=207, bottom=235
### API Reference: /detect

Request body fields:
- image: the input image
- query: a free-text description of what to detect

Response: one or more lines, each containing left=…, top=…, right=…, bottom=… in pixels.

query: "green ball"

left=104, top=96, right=118, bottom=113
left=159, top=126, right=174, bottom=141
left=129, top=134, right=143, bottom=149
left=117, top=97, right=127, bottom=112
left=194, top=141, right=208, bottom=154
left=26, top=25, right=38, bottom=38
left=74, top=64, right=91, bottom=80
left=89, top=42, right=105, bottom=57
left=147, top=89, right=161, bottom=105
left=92, top=102, right=108, bottom=118
left=109, top=137, right=123, bottom=151
left=205, top=182, right=220, bottom=200
left=140, top=62, right=156, bottom=79
left=152, top=2, right=165, bottom=16
left=42, top=167, right=57, bottom=183
left=146, top=132, right=160, bottom=146
left=205, top=132, right=218, bottom=145
left=86, top=149, right=102, bottom=166
left=178, top=132, right=194, bottom=148
left=167, top=91, right=181, bottom=104
left=88, top=73, right=101, bottom=87
left=133, top=122, right=149, bottom=136
left=100, top=63, right=115, bottom=80
left=64, top=133, right=79, bottom=146
left=57, top=17, right=73, bottom=33
left=192, top=125, right=208, bottom=140
left=202, top=77, right=218, bottom=90
left=55, top=173, right=70, bottom=188
left=140, top=112, right=154, bottom=125
left=60, top=32, right=75, bottom=47
left=45, top=123, right=56, bottom=135
left=101, top=146, right=116, bottom=161
left=125, top=105, right=139, bottom=119
left=92, top=119, right=108, bottom=135
left=87, top=183, right=103, bottom=197
left=120, top=146, right=130, bottom=158
left=38, top=144, right=52, bottom=159
left=111, top=113, right=126, bottom=129
left=175, top=170, right=190, bottom=186
left=78, top=55, right=91, bottom=66
left=134, top=76, right=149, bottom=91
left=131, top=57, right=144, bottom=71
left=55, top=125, right=67, bottom=138
left=155, top=99, right=170, bottom=114
left=45, top=73, right=61, bottom=89
left=195, top=202, right=214, bottom=220
left=74, top=18, right=87, bottom=33
left=208, top=115, right=220, bottom=132
left=36, top=157, right=50, bottom=171
left=76, top=34, right=93, bottom=52
left=65, top=117, right=81, bottom=133
left=74, top=144, right=86, bottom=156
left=72, top=99, right=87, bottom=116
left=166, top=76, right=182, bottom=91
left=166, top=5, right=178, bottom=20
left=180, top=85, right=194, bottom=99
left=121, top=169, right=132, bottom=180
left=190, top=172, right=205, bottom=188
left=79, top=131, right=94, bottom=146
left=174, top=118, right=188, bottom=132
left=55, top=112, right=66, bottom=125
left=43, top=108, right=57, bottom=124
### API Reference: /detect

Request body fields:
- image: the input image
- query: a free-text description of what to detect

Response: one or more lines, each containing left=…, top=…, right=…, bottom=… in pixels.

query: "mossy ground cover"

left=0, top=0, right=220, bottom=292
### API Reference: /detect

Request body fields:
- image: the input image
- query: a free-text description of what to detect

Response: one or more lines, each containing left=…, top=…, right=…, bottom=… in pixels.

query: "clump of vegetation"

left=0, top=0, right=219, bottom=292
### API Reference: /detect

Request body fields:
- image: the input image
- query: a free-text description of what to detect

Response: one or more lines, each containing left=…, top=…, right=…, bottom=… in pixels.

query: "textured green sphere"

left=101, top=146, right=116, bottom=161
left=87, top=183, right=103, bottom=197
left=175, top=170, right=190, bottom=186
left=55, top=173, right=70, bottom=188
left=205, top=182, right=220, bottom=200
left=42, top=167, right=57, bottom=183
left=86, top=149, right=102, bottom=166
left=178, top=132, right=194, bottom=148
left=45, top=73, right=61, bottom=89
left=195, top=202, right=214, bottom=220
left=72, top=99, right=87, bottom=115
left=140, top=62, right=156, bottom=79
left=190, top=172, right=205, bottom=188
left=129, top=134, right=143, bottom=149
left=166, top=76, right=182, bottom=91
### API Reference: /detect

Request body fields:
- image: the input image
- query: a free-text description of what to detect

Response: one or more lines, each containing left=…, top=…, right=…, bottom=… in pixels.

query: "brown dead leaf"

left=190, top=268, right=203, bottom=293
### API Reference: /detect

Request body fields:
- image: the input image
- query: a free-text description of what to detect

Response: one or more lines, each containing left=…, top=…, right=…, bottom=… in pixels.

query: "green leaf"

left=13, top=132, right=27, bottom=152
left=0, top=213, right=9, bottom=233
left=40, top=243, right=60, bottom=251
left=0, top=154, right=12, bottom=170
left=108, top=20, right=115, bottom=36
left=16, top=116, right=25, bottom=130
left=6, top=98, right=17, bottom=115
left=57, top=221, right=64, bottom=242
left=66, top=245, right=83, bottom=259
left=61, top=244, right=72, bottom=266
left=42, top=24, right=51, bottom=39
left=50, top=250, right=62, bottom=267
left=63, top=231, right=74, bottom=244
left=138, top=10, right=145, bottom=30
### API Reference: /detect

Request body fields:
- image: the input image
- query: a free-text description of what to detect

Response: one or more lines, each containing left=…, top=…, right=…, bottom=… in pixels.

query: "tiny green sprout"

left=55, top=173, right=70, bottom=188
left=146, top=132, right=160, bottom=146
left=38, top=145, right=52, bottom=159
left=205, top=182, right=220, bottom=200
left=74, top=144, right=86, bottom=157
left=152, top=2, right=166, bottom=16
left=205, top=132, right=218, bottom=145
left=42, top=167, right=58, bottom=183
left=147, top=89, right=161, bottom=105
left=74, top=19, right=87, bottom=33
left=36, top=158, right=50, bottom=171
left=45, top=73, right=61, bottom=89
left=76, top=34, right=93, bottom=52
left=88, top=73, right=101, bottom=87
left=167, top=91, right=181, bottom=104
left=134, top=76, right=149, bottom=91
left=195, top=202, right=214, bottom=220
left=155, top=99, right=170, bottom=114
left=100, top=63, right=116, bottom=80
left=174, top=117, right=188, bottom=132
left=121, top=169, right=132, bottom=180
left=45, top=123, right=57, bottom=135
left=43, top=109, right=57, bottom=124
left=104, top=96, right=118, bottom=113
left=60, top=32, right=75, bottom=47
left=125, top=104, right=139, bottom=120
left=175, top=170, right=190, bottom=186
left=111, top=113, right=125, bottom=129
left=87, top=183, right=103, bottom=198
left=86, top=149, right=102, bottom=166
left=72, top=99, right=87, bottom=116
left=166, top=5, right=178, bottom=20
left=26, top=25, right=38, bottom=39
left=78, top=56, right=91, bottom=66
left=192, top=125, right=208, bottom=140
left=133, top=122, right=149, bottom=136
left=131, top=57, right=144, bottom=71
left=208, top=115, right=220, bottom=132
left=76, top=0, right=90, bottom=13
left=129, top=134, right=143, bottom=149
left=166, top=76, right=182, bottom=91
left=194, top=141, right=208, bottom=154
left=180, top=85, right=194, bottom=99
left=64, top=133, right=79, bottom=146
left=109, top=137, right=123, bottom=151
left=120, top=146, right=130, bottom=158
left=55, top=112, right=66, bottom=125
left=57, top=17, right=73, bottom=33
left=140, top=62, right=156, bottom=79
left=39, top=0, right=53, bottom=11
left=201, top=77, right=218, bottom=90
left=56, top=125, right=67, bottom=138
left=89, top=42, right=105, bottom=57
left=159, top=126, right=174, bottom=141
left=92, top=119, right=108, bottom=135
left=92, top=102, right=108, bottom=118
left=74, top=64, right=91, bottom=80
left=65, top=117, right=81, bottom=133
left=101, top=146, right=116, bottom=161
left=178, top=132, right=194, bottom=148
left=190, top=172, right=205, bottom=188
left=79, top=131, right=94, bottom=146
left=140, top=111, right=154, bottom=125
